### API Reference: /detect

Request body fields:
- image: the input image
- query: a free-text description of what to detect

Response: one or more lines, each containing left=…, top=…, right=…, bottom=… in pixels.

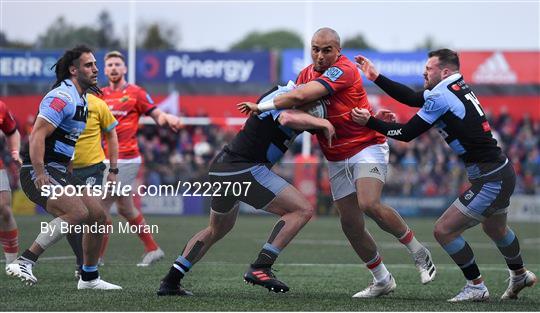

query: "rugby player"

left=6, top=45, right=121, bottom=290
left=100, top=51, right=181, bottom=266
left=0, top=100, right=20, bottom=267
left=238, top=28, right=435, bottom=298
left=353, top=49, right=537, bottom=301
left=157, top=82, right=335, bottom=296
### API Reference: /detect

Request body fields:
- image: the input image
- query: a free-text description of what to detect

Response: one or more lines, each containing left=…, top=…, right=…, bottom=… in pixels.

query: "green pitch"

left=1, top=215, right=539, bottom=311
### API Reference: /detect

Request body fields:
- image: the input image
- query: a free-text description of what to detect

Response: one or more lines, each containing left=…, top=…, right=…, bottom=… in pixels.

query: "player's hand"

left=375, top=109, right=397, bottom=123
left=166, top=114, right=182, bottom=132
left=34, top=172, right=51, bottom=192
left=354, top=55, right=379, bottom=81
left=106, top=172, right=117, bottom=184
left=237, top=102, right=260, bottom=115
left=351, top=108, right=371, bottom=126
left=322, top=120, right=336, bottom=147
left=10, top=150, right=22, bottom=168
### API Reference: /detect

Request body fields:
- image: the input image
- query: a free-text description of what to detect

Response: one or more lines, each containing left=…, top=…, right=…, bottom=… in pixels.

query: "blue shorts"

left=208, top=162, right=289, bottom=214
left=453, top=160, right=516, bottom=222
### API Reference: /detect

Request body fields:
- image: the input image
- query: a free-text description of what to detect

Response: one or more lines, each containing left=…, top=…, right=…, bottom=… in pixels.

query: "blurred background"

left=0, top=0, right=538, bottom=220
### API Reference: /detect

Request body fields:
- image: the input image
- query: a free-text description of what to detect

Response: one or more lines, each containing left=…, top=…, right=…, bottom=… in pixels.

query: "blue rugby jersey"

left=22, top=79, right=88, bottom=167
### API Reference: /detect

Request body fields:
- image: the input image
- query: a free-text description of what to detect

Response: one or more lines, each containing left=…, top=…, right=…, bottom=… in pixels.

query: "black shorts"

left=20, top=164, right=83, bottom=209
left=454, top=160, right=516, bottom=222
left=73, top=162, right=106, bottom=187
left=209, top=153, right=289, bottom=214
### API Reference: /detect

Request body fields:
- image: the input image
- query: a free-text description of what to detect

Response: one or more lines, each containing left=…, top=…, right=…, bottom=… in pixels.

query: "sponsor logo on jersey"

left=120, top=96, right=130, bottom=103
left=56, top=90, right=72, bottom=102
left=50, top=98, right=67, bottom=113
left=323, top=67, right=344, bottom=82
left=387, top=129, right=402, bottom=136
left=110, top=110, right=129, bottom=116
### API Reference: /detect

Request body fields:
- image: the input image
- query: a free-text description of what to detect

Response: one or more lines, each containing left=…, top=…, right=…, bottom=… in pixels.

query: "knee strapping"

left=35, top=217, right=67, bottom=250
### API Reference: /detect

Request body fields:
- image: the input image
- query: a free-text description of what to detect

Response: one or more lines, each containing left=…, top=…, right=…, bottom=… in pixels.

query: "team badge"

left=86, top=177, right=96, bottom=185
left=424, top=98, right=436, bottom=111
left=323, top=67, right=344, bottom=82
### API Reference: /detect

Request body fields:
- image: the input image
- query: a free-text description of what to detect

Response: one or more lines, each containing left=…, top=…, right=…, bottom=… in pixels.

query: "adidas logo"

left=472, top=52, right=517, bottom=84
left=369, top=167, right=380, bottom=175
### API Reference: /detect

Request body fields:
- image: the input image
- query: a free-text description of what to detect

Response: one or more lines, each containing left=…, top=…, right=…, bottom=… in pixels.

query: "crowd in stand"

left=1, top=113, right=539, bottom=199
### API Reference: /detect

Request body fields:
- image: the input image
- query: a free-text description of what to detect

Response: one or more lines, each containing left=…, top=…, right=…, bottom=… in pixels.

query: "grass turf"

left=1, top=215, right=538, bottom=311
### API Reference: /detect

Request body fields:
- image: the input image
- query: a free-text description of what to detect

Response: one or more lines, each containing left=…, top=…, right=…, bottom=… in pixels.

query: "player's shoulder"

left=298, top=64, right=314, bottom=75
left=322, top=56, right=358, bottom=82
left=45, top=83, right=76, bottom=106
left=296, top=65, right=313, bottom=83
left=127, top=83, right=147, bottom=94
left=332, top=55, right=357, bottom=72
left=431, top=73, right=463, bottom=95
left=422, top=87, right=448, bottom=112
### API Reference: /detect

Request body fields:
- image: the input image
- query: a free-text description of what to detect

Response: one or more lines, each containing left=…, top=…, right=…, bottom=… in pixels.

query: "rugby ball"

left=307, top=99, right=328, bottom=119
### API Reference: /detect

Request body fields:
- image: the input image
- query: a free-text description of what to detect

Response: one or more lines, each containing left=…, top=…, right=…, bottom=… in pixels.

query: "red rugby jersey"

left=296, top=55, right=386, bottom=161
left=100, top=84, right=156, bottom=159
left=0, top=101, right=17, bottom=169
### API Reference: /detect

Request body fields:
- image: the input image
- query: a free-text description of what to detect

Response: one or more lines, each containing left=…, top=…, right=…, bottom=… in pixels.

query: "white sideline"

left=287, top=239, right=539, bottom=249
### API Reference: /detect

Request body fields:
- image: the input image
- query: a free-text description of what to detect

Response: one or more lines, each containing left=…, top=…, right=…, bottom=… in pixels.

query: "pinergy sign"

left=139, top=51, right=272, bottom=83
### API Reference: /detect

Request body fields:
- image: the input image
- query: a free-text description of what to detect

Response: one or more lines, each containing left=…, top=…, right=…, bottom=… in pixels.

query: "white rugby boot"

left=6, top=258, right=37, bottom=286
left=501, top=270, right=537, bottom=300
left=352, top=274, right=396, bottom=298
left=77, top=277, right=122, bottom=290
left=448, top=283, right=489, bottom=302
left=137, top=247, right=164, bottom=267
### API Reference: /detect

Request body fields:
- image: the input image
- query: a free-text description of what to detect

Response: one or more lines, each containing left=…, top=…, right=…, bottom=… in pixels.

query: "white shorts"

left=0, top=169, right=10, bottom=192
left=104, top=157, right=141, bottom=188
left=328, top=143, right=389, bottom=201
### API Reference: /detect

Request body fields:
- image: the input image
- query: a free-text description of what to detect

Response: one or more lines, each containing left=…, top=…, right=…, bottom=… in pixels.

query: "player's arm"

left=355, top=55, right=424, bottom=107
left=136, top=88, right=182, bottom=132
left=149, top=108, right=182, bottom=132
left=238, top=81, right=329, bottom=114
left=4, top=128, right=21, bottom=165
left=99, top=101, right=119, bottom=179
left=277, top=109, right=335, bottom=146
left=104, top=128, right=118, bottom=181
left=352, top=108, right=432, bottom=142
left=367, top=114, right=431, bottom=142
left=29, top=117, right=57, bottom=188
